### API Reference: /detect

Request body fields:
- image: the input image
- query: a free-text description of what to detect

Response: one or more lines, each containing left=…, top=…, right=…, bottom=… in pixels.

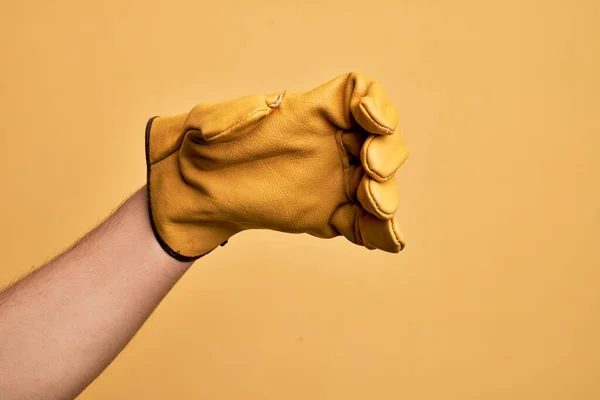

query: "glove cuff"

left=145, top=116, right=227, bottom=262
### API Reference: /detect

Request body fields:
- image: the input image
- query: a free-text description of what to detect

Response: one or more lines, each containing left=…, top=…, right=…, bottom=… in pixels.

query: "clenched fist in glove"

left=145, top=72, right=409, bottom=261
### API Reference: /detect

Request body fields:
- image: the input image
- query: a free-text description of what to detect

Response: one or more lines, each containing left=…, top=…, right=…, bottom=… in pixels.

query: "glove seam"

left=390, top=217, right=403, bottom=250
left=343, top=72, right=354, bottom=128
left=209, top=107, right=271, bottom=142
left=366, top=179, right=394, bottom=219
left=354, top=206, right=363, bottom=246
left=335, top=129, right=353, bottom=203
left=359, top=101, right=394, bottom=134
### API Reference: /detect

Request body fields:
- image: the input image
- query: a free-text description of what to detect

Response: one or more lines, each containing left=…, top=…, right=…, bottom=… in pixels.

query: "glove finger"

left=361, top=128, right=409, bottom=182
left=350, top=76, right=399, bottom=136
left=359, top=209, right=405, bottom=253
left=330, top=204, right=405, bottom=253
left=357, top=174, right=399, bottom=220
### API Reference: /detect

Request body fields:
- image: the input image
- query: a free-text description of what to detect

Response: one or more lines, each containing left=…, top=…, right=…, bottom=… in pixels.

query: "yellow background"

left=1, top=0, right=599, bottom=398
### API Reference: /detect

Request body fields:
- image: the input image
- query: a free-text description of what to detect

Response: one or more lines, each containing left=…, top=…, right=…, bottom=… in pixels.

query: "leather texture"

left=146, top=72, right=409, bottom=261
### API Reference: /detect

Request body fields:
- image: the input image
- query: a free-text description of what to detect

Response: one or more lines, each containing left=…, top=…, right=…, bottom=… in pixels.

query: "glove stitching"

left=390, top=217, right=402, bottom=249
left=209, top=107, right=271, bottom=141
left=354, top=207, right=363, bottom=246
left=343, top=72, right=354, bottom=128
left=336, top=129, right=353, bottom=203
left=359, top=102, right=394, bottom=134
left=366, top=178, right=394, bottom=219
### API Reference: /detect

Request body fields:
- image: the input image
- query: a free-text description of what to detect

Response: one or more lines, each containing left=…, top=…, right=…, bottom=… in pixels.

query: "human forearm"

left=0, top=186, right=193, bottom=399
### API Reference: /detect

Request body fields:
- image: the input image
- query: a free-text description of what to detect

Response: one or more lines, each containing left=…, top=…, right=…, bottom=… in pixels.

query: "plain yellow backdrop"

left=1, top=0, right=599, bottom=399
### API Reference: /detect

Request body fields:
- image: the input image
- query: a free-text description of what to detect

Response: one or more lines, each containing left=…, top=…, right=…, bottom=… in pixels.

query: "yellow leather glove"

left=145, top=72, right=408, bottom=261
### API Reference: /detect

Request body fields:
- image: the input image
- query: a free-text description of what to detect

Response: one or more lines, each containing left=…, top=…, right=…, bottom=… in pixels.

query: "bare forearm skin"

left=0, top=186, right=193, bottom=399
